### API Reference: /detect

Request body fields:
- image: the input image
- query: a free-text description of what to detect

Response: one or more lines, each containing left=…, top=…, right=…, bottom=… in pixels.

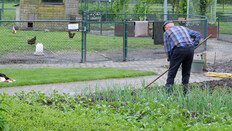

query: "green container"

left=191, top=59, right=205, bottom=73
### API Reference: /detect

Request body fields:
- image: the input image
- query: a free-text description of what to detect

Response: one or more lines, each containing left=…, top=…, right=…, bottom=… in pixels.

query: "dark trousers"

left=166, top=46, right=194, bottom=94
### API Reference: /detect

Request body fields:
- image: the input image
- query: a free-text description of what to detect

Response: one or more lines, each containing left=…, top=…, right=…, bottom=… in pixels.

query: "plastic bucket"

left=191, top=59, right=205, bottom=73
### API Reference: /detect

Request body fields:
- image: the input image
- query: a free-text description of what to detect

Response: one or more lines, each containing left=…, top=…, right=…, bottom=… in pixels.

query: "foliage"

left=168, top=0, right=180, bottom=13
left=1, top=92, right=132, bottom=130
left=178, top=0, right=187, bottom=14
left=3, top=0, right=19, bottom=3
left=112, top=0, right=130, bottom=20
left=0, top=67, right=156, bottom=87
left=199, top=0, right=209, bottom=16
left=112, top=0, right=129, bottom=13
left=0, top=94, right=8, bottom=131
left=217, top=0, right=232, bottom=4
left=132, top=0, right=153, bottom=20
left=1, top=84, right=232, bottom=130
left=79, top=1, right=112, bottom=13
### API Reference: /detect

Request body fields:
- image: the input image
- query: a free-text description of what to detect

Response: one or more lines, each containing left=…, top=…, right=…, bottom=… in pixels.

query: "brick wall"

left=19, top=0, right=79, bottom=20
left=65, top=0, right=79, bottom=20
left=20, top=0, right=40, bottom=20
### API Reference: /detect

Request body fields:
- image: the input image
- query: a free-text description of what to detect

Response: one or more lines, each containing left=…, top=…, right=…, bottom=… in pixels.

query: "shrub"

left=178, top=0, right=187, bottom=14
left=0, top=94, right=8, bottom=131
left=199, top=0, right=209, bottom=16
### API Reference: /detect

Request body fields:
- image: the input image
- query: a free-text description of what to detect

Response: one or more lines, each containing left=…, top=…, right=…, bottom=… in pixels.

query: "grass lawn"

left=0, top=25, right=158, bottom=55
left=217, top=4, right=232, bottom=13
left=219, top=22, right=232, bottom=34
left=0, top=67, right=157, bottom=87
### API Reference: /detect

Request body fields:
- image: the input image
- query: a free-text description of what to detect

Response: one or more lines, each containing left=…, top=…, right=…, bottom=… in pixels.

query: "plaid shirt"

left=163, top=26, right=201, bottom=55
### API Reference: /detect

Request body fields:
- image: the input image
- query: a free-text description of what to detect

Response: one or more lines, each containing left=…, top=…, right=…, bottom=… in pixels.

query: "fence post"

left=217, top=14, right=220, bottom=38
left=0, top=9, right=1, bottom=25
left=100, top=13, right=102, bottom=35
left=1, top=0, right=3, bottom=12
left=154, top=14, right=156, bottom=21
left=106, top=1, right=108, bottom=21
left=204, top=18, right=208, bottom=50
left=124, top=13, right=127, bottom=20
left=81, top=11, right=87, bottom=63
left=123, top=20, right=128, bottom=61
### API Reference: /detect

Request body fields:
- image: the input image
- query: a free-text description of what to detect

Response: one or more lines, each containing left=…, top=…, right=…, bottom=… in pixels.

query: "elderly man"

left=163, top=20, right=201, bottom=95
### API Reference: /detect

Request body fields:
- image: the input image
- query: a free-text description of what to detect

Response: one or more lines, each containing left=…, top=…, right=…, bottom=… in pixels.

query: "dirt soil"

left=191, top=60, right=232, bottom=90
left=190, top=60, right=232, bottom=91
left=191, top=78, right=232, bottom=88
left=206, top=60, right=232, bottom=73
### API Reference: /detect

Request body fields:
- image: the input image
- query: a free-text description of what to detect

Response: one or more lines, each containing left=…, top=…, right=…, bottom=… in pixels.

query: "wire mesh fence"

left=125, top=15, right=207, bottom=61
left=217, top=13, right=232, bottom=43
left=0, top=11, right=208, bottom=64
left=0, top=20, right=82, bottom=64
left=83, top=12, right=207, bottom=62
left=86, top=21, right=124, bottom=62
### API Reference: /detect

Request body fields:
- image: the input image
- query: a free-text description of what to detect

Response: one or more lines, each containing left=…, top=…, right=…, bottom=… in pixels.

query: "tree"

left=178, top=0, right=187, bottom=14
left=112, top=0, right=129, bottom=13
left=132, top=0, right=154, bottom=20
left=168, top=0, right=180, bottom=13
left=199, top=0, right=209, bottom=16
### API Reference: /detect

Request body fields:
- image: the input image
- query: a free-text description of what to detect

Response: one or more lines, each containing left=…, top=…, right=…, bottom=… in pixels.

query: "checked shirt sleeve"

left=187, top=28, right=201, bottom=47
left=163, top=32, right=170, bottom=54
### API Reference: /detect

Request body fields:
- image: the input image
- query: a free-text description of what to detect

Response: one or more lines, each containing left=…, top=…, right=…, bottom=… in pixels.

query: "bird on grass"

left=12, top=26, right=17, bottom=34
left=0, top=73, right=16, bottom=83
left=28, top=36, right=36, bottom=45
left=68, top=31, right=76, bottom=38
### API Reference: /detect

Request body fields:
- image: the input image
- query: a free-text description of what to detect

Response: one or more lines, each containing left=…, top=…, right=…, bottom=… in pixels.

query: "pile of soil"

left=206, top=60, right=232, bottom=73
left=191, top=78, right=232, bottom=88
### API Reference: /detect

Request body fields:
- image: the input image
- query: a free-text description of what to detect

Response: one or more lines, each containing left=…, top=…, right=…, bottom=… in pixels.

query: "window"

left=42, top=0, right=63, bottom=3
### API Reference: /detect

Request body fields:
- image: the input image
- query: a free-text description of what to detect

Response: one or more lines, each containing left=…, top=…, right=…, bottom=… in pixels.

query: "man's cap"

left=163, top=20, right=174, bottom=32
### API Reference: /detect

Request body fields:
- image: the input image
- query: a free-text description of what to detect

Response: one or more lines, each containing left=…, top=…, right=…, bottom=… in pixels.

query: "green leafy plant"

left=112, top=0, right=129, bottom=20
left=0, top=94, right=8, bottom=131
left=132, top=0, right=153, bottom=20
left=112, top=0, right=129, bottom=13
left=2, top=82, right=232, bottom=130
left=199, top=0, right=209, bottom=16
left=178, top=0, right=187, bottom=14
left=169, top=0, right=180, bottom=13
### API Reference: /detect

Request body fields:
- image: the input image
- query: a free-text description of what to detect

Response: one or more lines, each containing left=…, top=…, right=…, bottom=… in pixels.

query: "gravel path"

left=0, top=38, right=231, bottom=96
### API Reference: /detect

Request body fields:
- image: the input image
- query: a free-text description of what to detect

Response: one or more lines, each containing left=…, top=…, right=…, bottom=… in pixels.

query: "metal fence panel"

left=85, top=21, right=124, bottom=62
left=0, top=12, right=208, bottom=64
left=218, top=13, right=232, bottom=43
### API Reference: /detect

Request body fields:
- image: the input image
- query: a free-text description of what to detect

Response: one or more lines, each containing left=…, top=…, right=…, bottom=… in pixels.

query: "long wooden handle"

left=144, top=34, right=212, bottom=89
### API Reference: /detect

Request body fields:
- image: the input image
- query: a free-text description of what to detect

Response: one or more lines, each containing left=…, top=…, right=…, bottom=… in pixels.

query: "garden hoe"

left=144, top=34, right=212, bottom=89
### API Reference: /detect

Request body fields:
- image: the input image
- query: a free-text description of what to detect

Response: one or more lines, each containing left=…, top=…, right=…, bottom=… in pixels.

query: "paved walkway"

left=0, top=38, right=231, bottom=96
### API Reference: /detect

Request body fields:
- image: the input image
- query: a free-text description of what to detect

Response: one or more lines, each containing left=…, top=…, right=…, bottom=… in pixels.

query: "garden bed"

left=190, top=59, right=232, bottom=91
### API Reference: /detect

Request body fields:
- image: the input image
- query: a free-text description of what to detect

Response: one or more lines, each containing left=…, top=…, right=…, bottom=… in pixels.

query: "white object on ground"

left=34, top=43, right=44, bottom=56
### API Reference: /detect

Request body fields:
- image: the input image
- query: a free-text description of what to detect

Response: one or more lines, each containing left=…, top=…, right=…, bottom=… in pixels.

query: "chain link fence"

left=0, top=20, right=82, bottom=64
left=0, top=11, right=208, bottom=64
left=83, top=12, right=207, bottom=62
left=217, top=13, right=232, bottom=43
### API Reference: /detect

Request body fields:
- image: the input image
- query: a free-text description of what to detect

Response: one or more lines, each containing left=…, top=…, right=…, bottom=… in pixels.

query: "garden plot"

left=190, top=57, right=232, bottom=90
